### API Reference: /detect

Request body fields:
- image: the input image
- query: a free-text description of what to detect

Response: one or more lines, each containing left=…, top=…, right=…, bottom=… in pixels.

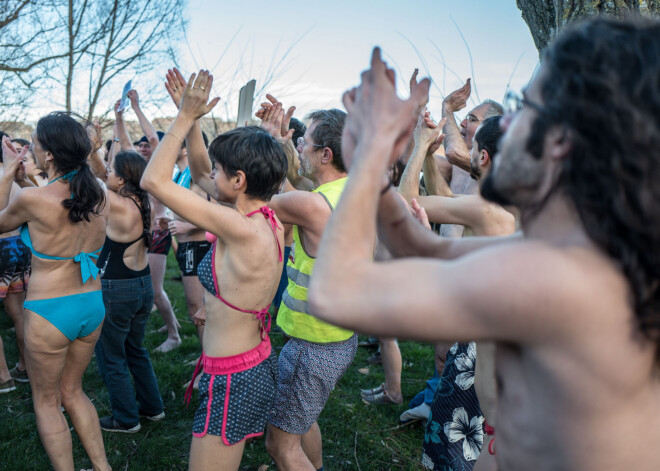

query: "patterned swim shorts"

left=148, top=229, right=172, bottom=255
left=192, top=338, right=278, bottom=445
left=268, top=333, right=357, bottom=435
left=0, top=235, right=31, bottom=299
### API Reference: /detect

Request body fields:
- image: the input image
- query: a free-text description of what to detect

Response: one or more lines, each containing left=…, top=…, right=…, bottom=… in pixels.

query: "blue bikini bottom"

left=24, top=291, right=105, bottom=341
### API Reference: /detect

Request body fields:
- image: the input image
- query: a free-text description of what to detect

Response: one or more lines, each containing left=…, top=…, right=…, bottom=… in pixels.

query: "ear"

left=320, top=147, right=333, bottom=165
left=546, top=126, right=572, bottom=160
left=479, top=149, right=490, bottom=167
left=233, top=170, right=247, bottom=190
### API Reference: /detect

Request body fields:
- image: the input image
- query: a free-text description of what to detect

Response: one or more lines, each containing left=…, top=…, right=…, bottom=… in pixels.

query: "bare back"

left=203, top=209, right=284, bottom=357
left=21, top=180, right=108, bottom=299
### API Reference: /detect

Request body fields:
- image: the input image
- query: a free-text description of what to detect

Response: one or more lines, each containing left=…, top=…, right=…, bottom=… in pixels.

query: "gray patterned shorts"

left=268, top=333, right=357, bottom=434
left=192, top=338, right=278, bottom=445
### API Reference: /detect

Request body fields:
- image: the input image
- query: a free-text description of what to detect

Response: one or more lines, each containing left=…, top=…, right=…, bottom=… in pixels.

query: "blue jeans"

left=95, top=275, right=163, bottom=427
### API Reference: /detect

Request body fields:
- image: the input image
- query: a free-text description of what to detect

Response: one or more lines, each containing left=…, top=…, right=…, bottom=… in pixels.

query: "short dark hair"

left=36, top=112, right=105, bottom=222
left=11, top=138, right=29, bottom=148
left=289, top=117, right=306, bottom=146
left=475, top=116, right=502, bottom=159
left=208, top=126, right=286, bottom=201
left=532, top=16, right=660, bottom=347
left=306, top=109, right=347, bottom=173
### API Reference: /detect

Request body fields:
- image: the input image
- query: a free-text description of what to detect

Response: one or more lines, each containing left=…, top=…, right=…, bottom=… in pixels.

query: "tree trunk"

left=517, top=0, right=660, bottom=55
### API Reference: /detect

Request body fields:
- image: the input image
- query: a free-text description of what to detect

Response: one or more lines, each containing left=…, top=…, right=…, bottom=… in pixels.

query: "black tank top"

left=96, top=197, right=150, bottom=279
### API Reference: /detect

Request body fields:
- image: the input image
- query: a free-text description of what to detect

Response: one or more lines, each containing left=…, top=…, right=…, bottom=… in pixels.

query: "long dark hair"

left=36, top=112, right=105, bottom=223
left=532, top=16, right=660, bottom=348
left=113, top=151, right=152, bottom=247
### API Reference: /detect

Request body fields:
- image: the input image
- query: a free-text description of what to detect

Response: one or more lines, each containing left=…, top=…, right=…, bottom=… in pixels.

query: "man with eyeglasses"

left=309, top=15, right=660, bottom=471
left=265, top=108, right=357, bottom=471
left=439, top=80, right=504, bottom=238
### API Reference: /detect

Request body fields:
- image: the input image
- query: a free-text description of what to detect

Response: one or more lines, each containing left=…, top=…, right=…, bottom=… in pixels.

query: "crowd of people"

left=0, top=14, right=659, bottom=471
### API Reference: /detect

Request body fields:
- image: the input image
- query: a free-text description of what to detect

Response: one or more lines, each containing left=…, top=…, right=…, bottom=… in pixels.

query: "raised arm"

left=308, top=49, right=542, bottom=344
left=141, top=69, right=256, bottom=244
left=114, top=101, right=134, bottom=151
left=398, top=110, right=448, bottom=202
left=165, top=67, right=217, bottom=199
left=256, top=94, right=314, bottom=190
left=128, top=89, right=160, bottom=150
left=442, top=79, right=472, bottom=172
left=87, top=121, right=107, bottom=181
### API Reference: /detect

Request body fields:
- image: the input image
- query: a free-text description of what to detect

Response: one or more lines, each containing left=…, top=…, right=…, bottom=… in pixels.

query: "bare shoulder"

left=270, top=190, right=331, bottom=231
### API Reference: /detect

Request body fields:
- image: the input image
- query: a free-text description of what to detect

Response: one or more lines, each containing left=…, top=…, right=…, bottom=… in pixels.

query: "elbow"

left=445, top=148, right=460, bottom=166
left=140, top=173, right=156, bottom=194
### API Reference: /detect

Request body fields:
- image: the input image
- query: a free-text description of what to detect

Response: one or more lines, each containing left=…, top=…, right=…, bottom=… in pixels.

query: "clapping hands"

left=341, top=47, right=430, bottom=171
left=256, top=94, right=295, bottom=144
left=177, top=69, right=221, bottom=121
left=165, top=68, right=187, bottom=109
left=413, top=109, right=446, bottom=155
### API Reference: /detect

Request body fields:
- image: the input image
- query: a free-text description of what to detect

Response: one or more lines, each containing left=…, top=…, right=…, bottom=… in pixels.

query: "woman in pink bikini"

left=141, top=69, right=287, bottom=470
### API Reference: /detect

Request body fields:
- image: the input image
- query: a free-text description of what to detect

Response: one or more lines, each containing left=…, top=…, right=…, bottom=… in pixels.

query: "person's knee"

left=60, top=384, right=83, bottom=409
left=265, top=430, right=279, bottom=459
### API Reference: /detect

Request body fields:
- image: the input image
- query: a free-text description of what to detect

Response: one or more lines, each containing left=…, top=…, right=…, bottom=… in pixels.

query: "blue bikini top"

left=19, top=169, right=103, bottom=283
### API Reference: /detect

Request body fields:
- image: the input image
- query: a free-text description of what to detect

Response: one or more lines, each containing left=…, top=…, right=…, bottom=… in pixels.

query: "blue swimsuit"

left=21, top=170, right=105, bottom=341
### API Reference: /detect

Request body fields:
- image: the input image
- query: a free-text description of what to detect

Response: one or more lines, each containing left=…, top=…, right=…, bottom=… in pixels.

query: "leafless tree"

left=517, top=0, right=660, bottom=54
left=0, top=0, right=186, bottom=122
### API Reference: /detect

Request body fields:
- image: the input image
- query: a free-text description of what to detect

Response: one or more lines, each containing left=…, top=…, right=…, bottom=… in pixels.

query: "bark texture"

left=516, top=0, right=660, bottom=54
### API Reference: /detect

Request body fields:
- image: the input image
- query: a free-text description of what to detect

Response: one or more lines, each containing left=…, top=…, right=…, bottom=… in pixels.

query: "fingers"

left=342, top=88, right=356, bottom=114
left=410, top=68, right=419, bottom=92
left=265, top=94, right=278, bottom=105
left=370, top=47, right=385, bottom=74
left=410, top=77, right=431, bottom=110
left=283, top=106, right=295, bottom=124
left=173, top=67, right=187, bottom=87
left=206, top=96, right=221, bottom=113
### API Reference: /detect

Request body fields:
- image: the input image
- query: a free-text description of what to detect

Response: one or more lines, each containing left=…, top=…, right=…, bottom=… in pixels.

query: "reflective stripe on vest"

left=276, top=177, right=353, bottom=343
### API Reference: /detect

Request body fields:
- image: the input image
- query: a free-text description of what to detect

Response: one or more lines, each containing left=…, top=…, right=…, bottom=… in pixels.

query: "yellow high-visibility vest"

left=277, top=177, right=353, bottom=343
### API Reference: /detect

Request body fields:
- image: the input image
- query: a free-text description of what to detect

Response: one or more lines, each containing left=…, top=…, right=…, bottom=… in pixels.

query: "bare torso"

left=202, top=210, right=284, bottom=358
left=494, top=245, right=660, bottom=470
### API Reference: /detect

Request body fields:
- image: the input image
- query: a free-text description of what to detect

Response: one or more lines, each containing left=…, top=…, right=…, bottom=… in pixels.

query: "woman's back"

left=22, top=179, right=108, bottom=298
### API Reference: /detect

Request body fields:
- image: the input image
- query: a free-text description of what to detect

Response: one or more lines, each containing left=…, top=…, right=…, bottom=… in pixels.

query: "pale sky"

left=25, top=0, right=540, bottom=127
left=169, top=0, right=540, bottom=124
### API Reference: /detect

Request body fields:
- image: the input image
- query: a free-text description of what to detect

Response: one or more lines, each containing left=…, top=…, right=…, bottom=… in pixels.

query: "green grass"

left=0, top=252, right=432, bottom=470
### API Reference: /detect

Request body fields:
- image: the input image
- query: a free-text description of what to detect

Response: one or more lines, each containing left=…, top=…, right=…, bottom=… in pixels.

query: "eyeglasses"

left=136, top=142, right=150, bottom=149
left=503, top=90, right=552, bottom=117
left=297, top=137, right=323, bottom=149
left=462, top=113, right=481, bottom=125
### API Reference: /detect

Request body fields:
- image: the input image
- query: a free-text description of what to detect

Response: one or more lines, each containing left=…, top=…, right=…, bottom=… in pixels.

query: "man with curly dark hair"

left=308, top=15, right=660, bottom=471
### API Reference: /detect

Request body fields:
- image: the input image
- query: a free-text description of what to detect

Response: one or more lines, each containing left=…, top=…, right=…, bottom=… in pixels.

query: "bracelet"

left=166, top=132, right=184, bottom=145
left=113, top=137, right=120, bottom=142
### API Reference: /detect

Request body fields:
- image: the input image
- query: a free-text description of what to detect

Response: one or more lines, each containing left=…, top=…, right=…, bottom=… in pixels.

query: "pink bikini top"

left=196, top=206, right=282, bottom=337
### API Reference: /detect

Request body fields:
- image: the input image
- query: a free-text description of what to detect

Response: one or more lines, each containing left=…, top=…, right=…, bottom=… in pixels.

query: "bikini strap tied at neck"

left=49, top=169, right=79, bottom=185
left=246, top=206, right=282, bottom=262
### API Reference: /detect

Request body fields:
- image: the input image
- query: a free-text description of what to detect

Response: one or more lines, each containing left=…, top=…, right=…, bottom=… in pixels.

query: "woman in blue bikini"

left=0, top=113, right=111, bottom=471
